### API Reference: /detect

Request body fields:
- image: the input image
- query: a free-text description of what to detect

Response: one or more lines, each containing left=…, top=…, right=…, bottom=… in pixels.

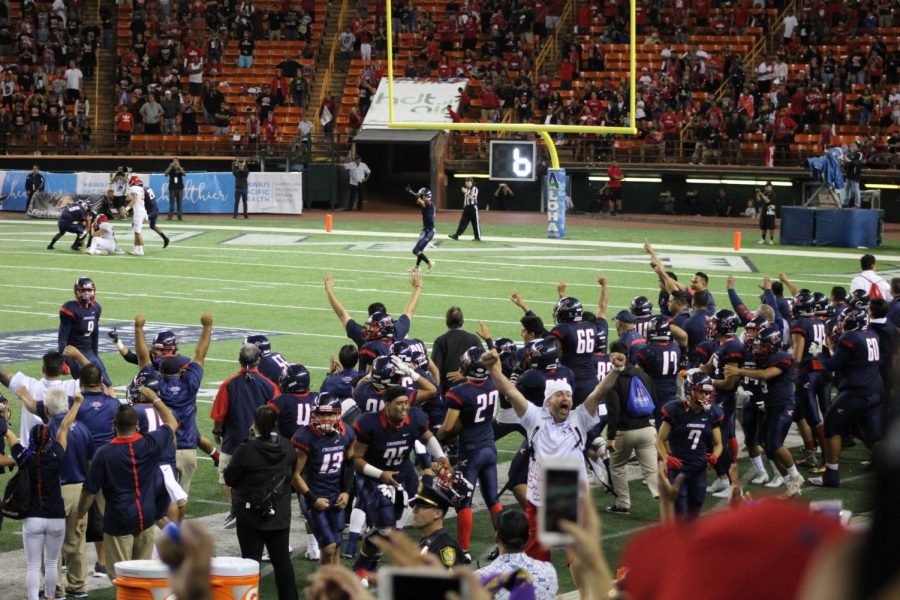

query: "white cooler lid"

left=114, top=559, right=170, bottom=579
left=210, top=556, right=260, bottom=577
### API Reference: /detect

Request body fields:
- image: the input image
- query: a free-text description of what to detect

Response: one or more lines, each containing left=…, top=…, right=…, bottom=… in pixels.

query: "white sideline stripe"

left=0, top=218, right=881, bottom=261
left=0, top=242, right=856, bottom=291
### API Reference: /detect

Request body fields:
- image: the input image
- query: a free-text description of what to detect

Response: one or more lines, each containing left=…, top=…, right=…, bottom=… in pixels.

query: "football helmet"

left=371, top=355, right=401, bottom=387
left=459, top=346, right=489, bottom=380
left=433, top=466, right=474, bottom=508
left=647, top=316, right=672, bottom=341
left=494, top=337, right=518, bottom=359
left=127, top=369, right=161, bottom=404
left=245, top=334, right=272, bottom=353
left=417, top=187, right=432, bottom=201
left=129, top=175, right=143, bottom=187
left=706, top=309, right=740, bottom=340
left=792, top=292, right=816, bottom=318
left=753, top=326, right=783, bottom=359
left=311, top=392, right=342, bottom=434
left=553, top=297, right=584, bottom=323
left=811, top=292, right=829, bottom=315
left=390, top=340, right=416, bottom=366
left=77, top=199, right=91, bottom=213
left=682, top=369, right=715, bottom=410
left=74, top=277, right=96, bottom=307
left=280, top=363, right=310, bottom=394
left=523, top=338, right=560, bottom=370
left=152, top=330, right=178, bottom=356
left=630, top=296, right=653, bottom=318
left=839, top=307, right=868, bottom=333
left=743, top=315, right=767, bottom=342
left=364, top=312, right=395, bottom=341
left=93, top=214, right=109, bottom=227
left=848, top=289, right=870, bottom=308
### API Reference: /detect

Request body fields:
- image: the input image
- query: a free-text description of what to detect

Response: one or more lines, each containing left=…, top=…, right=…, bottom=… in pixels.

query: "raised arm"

left=55, top=392, right=84, bottom=450
left=652, top=260, right=684, bottom=294
left=482, top=349, right=529, bottom=418
left=584, top=352, right=626, bottom=416
left=403, top=270, right=422, bottom=318
left=778, top=273, right=800, bottom=297
left=510, top=289, right=531, bottom=314
left=193, top=313, right=214, bottom=367
left=324, top=272, right=352, bottom=326
left=726, top=276, right=754, bottom=324
left=141, top=386, right=179, bottom=431
left=134, top=314, right=152, bottom=369
left=597, top=276, right=609, bottom=319
left=15, top=385, right=39, bottom=416
left=62, top=345, right=92, bottom=367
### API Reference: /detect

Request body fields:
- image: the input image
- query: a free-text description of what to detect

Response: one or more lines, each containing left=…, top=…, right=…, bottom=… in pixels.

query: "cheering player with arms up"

left=406, top=186, right=436, bottom=273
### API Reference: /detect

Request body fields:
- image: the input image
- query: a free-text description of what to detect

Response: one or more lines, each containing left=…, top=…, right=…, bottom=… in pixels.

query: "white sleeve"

left=575, top=403, right=602, bottom=432
left=850, top=275, right=865, bottom=292
left=7, top=372, right=34, bottom=394
left=518, top=402, right=540, bottom=431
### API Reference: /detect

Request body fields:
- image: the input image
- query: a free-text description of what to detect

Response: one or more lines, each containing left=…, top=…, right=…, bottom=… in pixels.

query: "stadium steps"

left=307, top=0, right=353, bottom=155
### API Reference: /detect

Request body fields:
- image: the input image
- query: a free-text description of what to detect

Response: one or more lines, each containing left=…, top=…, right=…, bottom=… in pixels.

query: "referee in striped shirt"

left=449, top=177, right=482, bottom=241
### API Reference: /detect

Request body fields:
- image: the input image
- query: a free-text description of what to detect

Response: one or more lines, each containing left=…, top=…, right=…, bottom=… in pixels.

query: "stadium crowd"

left=1, top=242, right=899, bottom=598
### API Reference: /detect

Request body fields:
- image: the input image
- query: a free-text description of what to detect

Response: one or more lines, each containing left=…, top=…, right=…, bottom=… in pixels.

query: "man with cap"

left=614, top=310, right=646, bottom=362
left=412, top=483, right=463, bottom=568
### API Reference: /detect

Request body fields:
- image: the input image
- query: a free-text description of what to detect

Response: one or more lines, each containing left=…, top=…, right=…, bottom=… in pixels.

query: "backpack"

left=865, top=276, right=886, bottom=300
left=1, top=467, right=31, bottom=520
left=625, top=375, right=655, bottom=418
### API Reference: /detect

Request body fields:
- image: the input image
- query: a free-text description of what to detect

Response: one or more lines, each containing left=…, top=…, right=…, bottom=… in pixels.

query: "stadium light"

left=864, top=183, right=900, bottom=190
left=687, top=178, right=792, bottom=187
left=589, top=176, right=663, bottom=183
left=452, top=174, right=491, bottom=179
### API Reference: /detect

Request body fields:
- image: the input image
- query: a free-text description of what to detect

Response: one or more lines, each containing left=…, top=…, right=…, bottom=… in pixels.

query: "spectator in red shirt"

left=772, top=108, right=798, bottom=161
left=446, top=105, right=462, bottom=123
left=114, top=105, right=133, bottom=147
left=659, top=106, right=680, bottom=160
left=559, top=57, right=575, bottom=90
left=607, top=162, right=624, bottom=215
left=480, top=85, right=500, bottom=120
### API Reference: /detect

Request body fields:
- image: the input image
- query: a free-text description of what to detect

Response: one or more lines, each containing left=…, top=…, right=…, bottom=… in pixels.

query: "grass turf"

left=0, top=215, right=876, bottom=596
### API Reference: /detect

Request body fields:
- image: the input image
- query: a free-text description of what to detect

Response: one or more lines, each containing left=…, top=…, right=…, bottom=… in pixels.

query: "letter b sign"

left=490, top=141, right=536, bottom=181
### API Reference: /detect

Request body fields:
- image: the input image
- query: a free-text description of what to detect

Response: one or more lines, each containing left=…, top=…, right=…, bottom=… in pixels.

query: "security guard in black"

left=413, top=484, right=463, bottom=568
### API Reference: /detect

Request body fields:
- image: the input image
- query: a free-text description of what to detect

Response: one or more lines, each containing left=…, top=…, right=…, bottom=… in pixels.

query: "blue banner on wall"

left=1, top=171, right=78, bottom=211
left=546, top=169, right=567, bottom=238
left=150, top=173, right=236, bottom=214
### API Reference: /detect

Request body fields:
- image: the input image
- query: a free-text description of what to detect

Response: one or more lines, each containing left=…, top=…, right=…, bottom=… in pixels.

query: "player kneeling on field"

left=87, top=215, right=123, bottom=255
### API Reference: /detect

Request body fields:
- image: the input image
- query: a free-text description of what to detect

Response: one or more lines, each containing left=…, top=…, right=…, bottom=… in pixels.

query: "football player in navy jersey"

left=725, top=326, right=805, bottom=497
left=630, top=296, right=655, bottom=340
left=736, top=316, right=774, bottom=485
left=391, top=341, right=444, bottom=469
left=324, top=270, right=421, bottom=347
left=354, top=355, right=435, bottom=415
left=407, top=186, right=436, bottom=273
left=245, top=334, right=292, bottom=385
left=351, top=386, right=449, bottom=579
left=809, top=308, right=884, bottom=488
left=593, top=327, right=613, bottom=383
left=357, top=313, right=397, bottom=373
left=321, top=345, right=360, bottom=401
left=58, top=277, right=110, bottom=385
left=437, top=347, right=504, bottom=562
left=790, top=292, right=830, bottom=471
left=48, top=200, right=92, bottom=250
left=549, top=296, right=602, bottom=407
left=634, top=316, right=682, bottom=426
left=516, top=338, right=575, bottom=406
left=656, top=370, right=723, bottom=519
left=268, top=364, right=318, bottom=439
left=696, top=310, right=743, bottom=496
left=291, top=394, right=355, bottom=565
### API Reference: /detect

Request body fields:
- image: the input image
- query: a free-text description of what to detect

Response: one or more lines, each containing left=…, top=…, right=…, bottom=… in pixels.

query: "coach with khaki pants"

left=602, top=344, right=659, bottom=513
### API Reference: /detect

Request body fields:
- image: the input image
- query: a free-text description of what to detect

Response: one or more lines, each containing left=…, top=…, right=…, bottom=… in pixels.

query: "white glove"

left=390, top=355, right=420, bottom=381
left=808, top=342, right=823, bottom=356
left=734, top=386, right=752, bottom=405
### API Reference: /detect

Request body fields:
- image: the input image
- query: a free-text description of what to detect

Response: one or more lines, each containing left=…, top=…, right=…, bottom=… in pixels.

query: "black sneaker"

left=162, top=236, right=170, bottom=248
left=47, top=243, right=55, bottom=250
left=461, top=551, right=472, bottom=565
left=65, top=590, right=88, bottom=599
left=605, top=505, right=630, bottom=515
left=448, top=234, right=459, bottom=240
left=486, top=546, right=500, bottom=561
left=92, top=562, right=107, bottom=578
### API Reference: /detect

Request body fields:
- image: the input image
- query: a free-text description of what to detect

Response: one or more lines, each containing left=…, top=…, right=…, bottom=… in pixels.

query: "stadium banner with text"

left=362, top=78, right=466, bottom=129
left=2, top=171, right=302, bottom=215
left=546, top=169, right=567, bottom=239
left=26, top=192, right=108, bottom=219
left=0, top=171, right=77, bottom=211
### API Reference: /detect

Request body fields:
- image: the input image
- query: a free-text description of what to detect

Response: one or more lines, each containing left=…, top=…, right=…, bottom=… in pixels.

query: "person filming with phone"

left=481, top=347, right=609, bottom=562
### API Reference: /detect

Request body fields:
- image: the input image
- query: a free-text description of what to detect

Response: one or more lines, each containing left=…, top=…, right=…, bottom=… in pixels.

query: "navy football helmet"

left=460, top=346, right=489, bottom=380
left=682, top=369, right=714, bottom=410
left=434, top=466, right=474, bottom=508
left=495, top=337, right=518, bottom=359
left=706, top=309, right=740, bottom=340
left=280, top=363, right=310, bottom=394
left=152, top=330, right=178, bottom=356
left=630, top=296, right=653, bottom=318
left=553, top=297, right=584, bottom=323
left=753, top=326, right=783, bottom=359
left=371, top=355, right=401, bottom=387
left=792, top=292, right=816, bottom=318
left=74, top=277, right=96, bottom=307
left=811, top=292, right=829, bottom=315
left=839, top=307, right=868, bottom=333
left=647, top=316, right=672, bottom=341
left=311, top=392, right=342, bottom=434
left=390, top=340, right=416, bottom=366
left=743, top=315, right=767, bottom=342
left=127, top=369, right=161, bottom=404
left=364, top=312, right=395, bottom=341
left=523, top=338, right=560, bottom=370
left=245, top=334, right=272, bottom=353
left=417, top=187, right=432, bottom=201
left=848, top=289, right=870, bottom=308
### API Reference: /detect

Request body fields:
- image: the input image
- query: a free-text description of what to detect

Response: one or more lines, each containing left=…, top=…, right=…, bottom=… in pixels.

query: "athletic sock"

left=306, top=533, right=319, bottom=553
left=457, top=507, right=473, bottom=550
left=750, top=455, right=765, bottom=475
left=489, top=503, right=503, bottom=520
left=349, top=508, right=366, bottom=536
left=825, top=463, right=839, bottom=471
left=787, top=465, right=801, bottom=479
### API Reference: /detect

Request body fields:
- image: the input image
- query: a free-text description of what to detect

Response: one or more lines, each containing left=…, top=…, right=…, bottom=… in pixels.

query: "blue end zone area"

left=0, top=322, right=283, bottom=363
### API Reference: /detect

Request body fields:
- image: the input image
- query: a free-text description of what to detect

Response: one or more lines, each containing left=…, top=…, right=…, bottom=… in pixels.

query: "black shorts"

left=608, top=186, right=622, bottom=200
left=759, top=215, right=776, bottom=230
left=113, top=195, right=127, bottom=209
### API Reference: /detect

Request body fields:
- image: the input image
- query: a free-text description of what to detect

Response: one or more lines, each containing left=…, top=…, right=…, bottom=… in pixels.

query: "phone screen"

left=544, top=468, right=579, bottom=533
left=389, top=573, right=461, bottom=600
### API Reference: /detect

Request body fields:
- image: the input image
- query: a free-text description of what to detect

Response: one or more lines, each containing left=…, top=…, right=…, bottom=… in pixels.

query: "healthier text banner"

left=362, top=78, right=465, bottom=129
left=1, top=171, right=77, bottom=211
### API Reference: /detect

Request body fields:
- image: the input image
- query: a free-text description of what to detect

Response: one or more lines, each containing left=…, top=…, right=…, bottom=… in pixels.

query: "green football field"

left=0, top=214, right=885, bottom=597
